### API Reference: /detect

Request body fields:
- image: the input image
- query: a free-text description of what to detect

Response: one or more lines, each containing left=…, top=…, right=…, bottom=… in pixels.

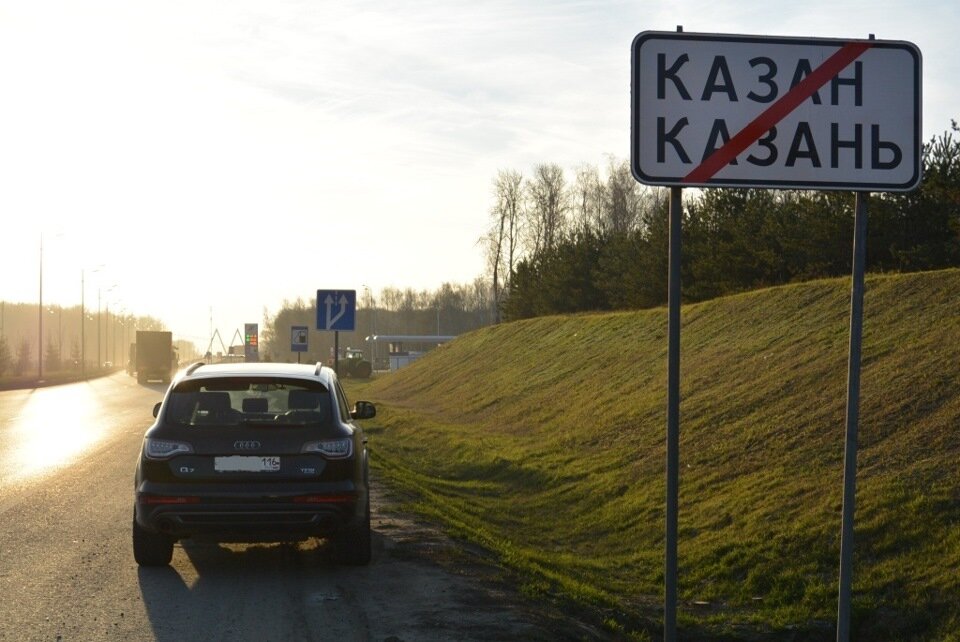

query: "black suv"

left=133, top=361, right=376, bottom=566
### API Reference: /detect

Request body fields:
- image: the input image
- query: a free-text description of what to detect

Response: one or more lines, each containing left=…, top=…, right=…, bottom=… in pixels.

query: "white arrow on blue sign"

left=316, top=289, right=356, bottom=331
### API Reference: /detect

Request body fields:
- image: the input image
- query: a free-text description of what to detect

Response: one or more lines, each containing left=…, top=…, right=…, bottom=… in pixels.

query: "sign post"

left=664, top=186, right=682, bottom=640
left=632, top=29, right=921, bottom=642
left=836, top=191, right=868, bottom=640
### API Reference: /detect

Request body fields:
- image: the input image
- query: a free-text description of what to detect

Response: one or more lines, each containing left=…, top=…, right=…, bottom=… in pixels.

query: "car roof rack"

left=315, top=362, right=324, bottom=376
left=185, top=362, right=205, bottom=375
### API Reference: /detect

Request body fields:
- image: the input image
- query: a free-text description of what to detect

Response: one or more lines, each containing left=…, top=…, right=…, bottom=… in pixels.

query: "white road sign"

left=291, top=325, right=308, bottom=353
left=631, top=32, right=922, bottom=191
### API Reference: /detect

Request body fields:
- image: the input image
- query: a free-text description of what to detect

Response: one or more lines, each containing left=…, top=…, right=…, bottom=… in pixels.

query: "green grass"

left=347, top=268, right=960, bottom=640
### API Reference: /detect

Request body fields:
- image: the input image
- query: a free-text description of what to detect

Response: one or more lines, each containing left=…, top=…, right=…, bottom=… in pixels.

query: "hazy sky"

left=1, top=0, right=956, bottom=348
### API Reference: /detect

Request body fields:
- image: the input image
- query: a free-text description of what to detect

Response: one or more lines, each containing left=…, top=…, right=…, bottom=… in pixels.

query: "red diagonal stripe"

left=682, top=41, right=873, bottom=184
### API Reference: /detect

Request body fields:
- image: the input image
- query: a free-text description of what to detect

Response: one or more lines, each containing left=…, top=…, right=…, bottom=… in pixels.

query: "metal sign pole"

left=836, top=191, right=869, bottom=641
left=665, top=185, right=682, bottom=642
left=334, top=330, right=340, bottom=375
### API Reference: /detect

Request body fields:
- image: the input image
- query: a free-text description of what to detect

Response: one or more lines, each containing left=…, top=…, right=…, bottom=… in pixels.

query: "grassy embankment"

left=348, top=269, right=959, bottom=641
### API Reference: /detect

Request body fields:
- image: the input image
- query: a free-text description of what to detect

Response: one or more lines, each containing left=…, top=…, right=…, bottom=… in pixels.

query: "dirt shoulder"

left=368, top=476, right=614, bottom=641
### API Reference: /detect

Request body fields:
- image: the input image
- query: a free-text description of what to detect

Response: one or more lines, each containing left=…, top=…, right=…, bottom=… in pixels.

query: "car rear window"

left=163, top=377, right=332, bottom=427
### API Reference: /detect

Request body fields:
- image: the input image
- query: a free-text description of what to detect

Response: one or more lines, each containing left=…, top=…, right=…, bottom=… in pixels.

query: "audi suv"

left=132, top=361, right=375, bottom=566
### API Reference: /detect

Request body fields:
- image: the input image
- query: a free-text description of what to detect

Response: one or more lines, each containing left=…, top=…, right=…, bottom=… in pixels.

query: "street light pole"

left=362, top=285, right=376, bottom=369
left=81, top=270, right=85, bottom=377
left=38, top=233, right=43, bottom=381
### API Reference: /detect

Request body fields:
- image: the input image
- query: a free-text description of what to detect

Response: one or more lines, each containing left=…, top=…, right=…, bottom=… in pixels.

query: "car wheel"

left=335, top=496, right=371, bottom=566
left=132, top=511, right=174, bottom=566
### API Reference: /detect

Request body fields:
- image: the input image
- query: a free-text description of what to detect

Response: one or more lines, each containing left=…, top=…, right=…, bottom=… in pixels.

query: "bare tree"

left=469, top=276, right=493, bottom=326
left=485, top=169, right=525, bottom=322
left=572, top=163, right=607, bottom=235
left=524, top=163, right=568, bottom=259
left=605, top=157, right=643, bottom=235
left=379, top=287, right=403, bottom=313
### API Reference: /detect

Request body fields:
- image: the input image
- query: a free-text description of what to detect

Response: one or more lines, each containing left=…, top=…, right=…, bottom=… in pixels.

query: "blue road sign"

left=316, top=289, right=356, bottom=331
left=291, top=325, right=308, bottom=352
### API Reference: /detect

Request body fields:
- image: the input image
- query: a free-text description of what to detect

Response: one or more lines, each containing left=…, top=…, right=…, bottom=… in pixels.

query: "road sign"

left=631, top=32, right=922, bottom=191
left=244, top=323, right=259, bottom=363
left=316, top=289, right=356, bottom=331
left=291, top=325, right=308, bottom=353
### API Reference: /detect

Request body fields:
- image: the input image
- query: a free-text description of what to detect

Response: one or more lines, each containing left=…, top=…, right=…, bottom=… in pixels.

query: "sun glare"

left=4, top=384, right=105, bottom=483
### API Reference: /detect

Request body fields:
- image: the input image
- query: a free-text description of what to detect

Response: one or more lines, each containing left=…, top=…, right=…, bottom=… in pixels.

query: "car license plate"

left=214, top=456, right=281, bottom=472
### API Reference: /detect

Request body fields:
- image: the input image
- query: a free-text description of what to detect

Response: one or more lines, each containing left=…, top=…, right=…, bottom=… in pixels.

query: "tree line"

left=485, top=120, right=960, bottom=319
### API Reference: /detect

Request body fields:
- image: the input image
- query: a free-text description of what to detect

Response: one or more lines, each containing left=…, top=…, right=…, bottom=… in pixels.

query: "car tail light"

left=138, top=495, right=201, bottom=505
left=292, top=494, right=355, bottom=504
left=301, top=438, right=353, bottom=459
left=144, top=438, right=194, bottom=460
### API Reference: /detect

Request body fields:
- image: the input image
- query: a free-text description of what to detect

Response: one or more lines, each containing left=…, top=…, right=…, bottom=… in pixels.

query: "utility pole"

left=38, top=233, right=43, bottom=381
left=81, top=270, right=85, bottom=378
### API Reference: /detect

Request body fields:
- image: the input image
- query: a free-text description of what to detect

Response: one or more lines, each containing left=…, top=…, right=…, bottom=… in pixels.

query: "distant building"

left=365, top=335, right=456, bottom=371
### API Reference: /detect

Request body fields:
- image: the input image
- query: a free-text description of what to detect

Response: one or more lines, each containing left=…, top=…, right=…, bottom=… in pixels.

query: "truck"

left=340, top=347, right=373, bottom=378
left=136, top=330, right=175, bottom=384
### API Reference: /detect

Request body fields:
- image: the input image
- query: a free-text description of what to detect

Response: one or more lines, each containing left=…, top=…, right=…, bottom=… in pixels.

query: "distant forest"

left=485, top=120, right=960, bottom=320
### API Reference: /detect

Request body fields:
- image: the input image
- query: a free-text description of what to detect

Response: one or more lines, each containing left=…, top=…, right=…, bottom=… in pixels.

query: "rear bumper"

left=135, top=480, right=366, bottom=542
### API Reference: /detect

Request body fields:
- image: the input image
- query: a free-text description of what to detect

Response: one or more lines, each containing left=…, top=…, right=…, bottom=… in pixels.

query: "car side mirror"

left=153, top=402, right=162, bottom=418
left=351, top=400, right=376, bottom=420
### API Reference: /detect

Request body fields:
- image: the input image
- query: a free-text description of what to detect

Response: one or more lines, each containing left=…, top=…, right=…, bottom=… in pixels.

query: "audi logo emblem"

left=234, top=440, right=261, bottom=450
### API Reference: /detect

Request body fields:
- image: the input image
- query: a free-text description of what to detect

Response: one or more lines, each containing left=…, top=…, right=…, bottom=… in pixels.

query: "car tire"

left=335, top=496, right=371, bottom=566
left=132, top=511, right=174, bottom=566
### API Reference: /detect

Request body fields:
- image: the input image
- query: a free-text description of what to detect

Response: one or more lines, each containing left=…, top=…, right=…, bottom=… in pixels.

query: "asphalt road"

left=0, top=374, right=593, bottom=642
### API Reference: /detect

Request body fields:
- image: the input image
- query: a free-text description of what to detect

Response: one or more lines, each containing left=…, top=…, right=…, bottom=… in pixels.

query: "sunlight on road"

left=3, top=384, right=105, bottom=483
